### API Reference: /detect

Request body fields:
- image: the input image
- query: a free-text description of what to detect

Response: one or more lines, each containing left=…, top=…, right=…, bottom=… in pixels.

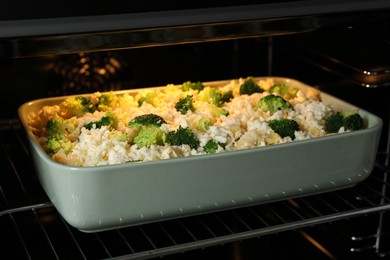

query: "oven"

left=1, top=0, right=390, bottom=259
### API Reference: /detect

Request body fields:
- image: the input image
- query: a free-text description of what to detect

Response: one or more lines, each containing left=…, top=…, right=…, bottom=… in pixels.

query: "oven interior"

left=1, top=2, right=390, bottom=259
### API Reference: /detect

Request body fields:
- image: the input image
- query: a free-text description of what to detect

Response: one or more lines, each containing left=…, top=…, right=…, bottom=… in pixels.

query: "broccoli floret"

left=85, top=114, right=115, bottom=130
left=208, top=104, right=229, bottom=117
left=128, top=114, right=167, bottom=130
left=325, top=112, right=364, bottom=133
left=46, top=118, right=62, bottom=135
left=202, top=88, right=234, bottom=107
left=256, top=94, right=292, bottom=113
left=221, top=90, right=234, bottom=103
left=268, top=118, right=300, bottom=139
left=46, top=134, right=73, bottom=154
left=269, top=83, right=289, bottom=96
left=324, top=112, right=344, bottom=133
left=96, top=93, right=116, bottom=111
left=133, top=125, right=169, bottom=148
left=182, top=81, right=205, bottom=92
left=137, top=91, right=157, bottom=107
left=175, top=95, right=195, bottom=115
left=46, top=117, right=76, bottom=153
left=344, top=112, right=364, bottom=130
left=203, top=140, right=219, bottom=154
left=197, top=88, right=231, bottom=116
left=115, top=132, right=132, bottom=143
left=59, top=96, right=95, bottom=118
left=269, top=83, right=299, bottom=99
left=168, top=126, right=200, bottom=149
left=129, top=114, right=168, bottom=148
left=193, top=117, right=214, bottom=132
left=287, top=88, right=299, bottom=99
left=239, top=77, right=264, bottom=95
left=46, top=117, right=75, bottom=136
left=138, top=97, right=146, bottom=107
left=205, top=88, right=223, bottom=106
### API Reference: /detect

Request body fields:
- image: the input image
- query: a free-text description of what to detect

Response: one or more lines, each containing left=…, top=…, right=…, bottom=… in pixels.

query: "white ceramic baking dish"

left=18, top=77, right=382, bottom=232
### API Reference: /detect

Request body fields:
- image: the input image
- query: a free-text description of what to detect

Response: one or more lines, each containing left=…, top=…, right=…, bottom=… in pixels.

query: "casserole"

left=18, top=77, right=382, bottom=232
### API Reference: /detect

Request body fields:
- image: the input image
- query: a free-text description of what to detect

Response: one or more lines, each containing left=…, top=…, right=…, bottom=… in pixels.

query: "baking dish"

left=18, top=77, right=382, bottom=232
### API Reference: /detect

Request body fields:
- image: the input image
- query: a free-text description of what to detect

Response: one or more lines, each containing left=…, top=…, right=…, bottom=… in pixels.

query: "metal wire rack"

left=0, top=119, right=389, bottom=259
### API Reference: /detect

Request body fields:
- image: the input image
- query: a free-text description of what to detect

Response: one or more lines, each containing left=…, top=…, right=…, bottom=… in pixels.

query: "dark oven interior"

left=1, top=1, right=390, bottom=259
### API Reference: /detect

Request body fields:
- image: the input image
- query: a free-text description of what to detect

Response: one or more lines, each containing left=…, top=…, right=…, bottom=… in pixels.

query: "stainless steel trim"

left=12, top=16, right=315, bottom=57
left=0, top=0, right=390, bottom=38
left=8, top=10, right=389, bottom=58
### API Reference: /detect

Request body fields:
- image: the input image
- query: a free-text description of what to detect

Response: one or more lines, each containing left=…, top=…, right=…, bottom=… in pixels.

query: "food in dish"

left=26, top=77, right=364, bottom=166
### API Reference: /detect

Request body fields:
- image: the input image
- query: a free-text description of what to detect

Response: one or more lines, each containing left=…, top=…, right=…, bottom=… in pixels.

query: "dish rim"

left=18, top=76, right=383, bottom=170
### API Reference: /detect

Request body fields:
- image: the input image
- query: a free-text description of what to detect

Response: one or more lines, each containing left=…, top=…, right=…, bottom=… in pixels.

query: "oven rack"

left=0, top=119, right=389, bottom=259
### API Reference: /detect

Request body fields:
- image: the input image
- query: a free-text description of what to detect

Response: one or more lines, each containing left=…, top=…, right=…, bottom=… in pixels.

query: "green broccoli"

left=344, top=113, right=364, bottom=131
left=137, top=91, right=157, bottom=107
left=204, top=140, right=218, bottom=154
left=45, top=117, right=76, bottom=153
left=324, top=112, right=344, bottom=133
left=287, top=88, right=299, bottom=99
left=128, top=114, right=167, bottom=130
left=239, top=77, right=264, bottom=95
left=269, top=83, right=299, bottom=99
left=193, top=117, right=214, bottom=132
left=182, top=81, right=205, bottom=92
left=59, top=96, right=95, bottom=117
left=85, top=114, right=115, bottom=130
left=46, top=134, right=73, bottom=154
left=168, top=126, right=200, bottom=149
left=205, top=88, right=222, bottom=106
left=269, top=83, right=289, bottom=96
left=204, top=139, right=223, bottom=154
left=208, top=104, right=229, bottom=117
left=202, top=88, right=234, bottom=107
left=256, top=94, right=292, bottom=113
left=96, top=93, right=116, bottom=111
left=268, top=118, right=300, bottom=139
left=221, top=90, right=234, bottom=103
left=46, top=117, right=75, bottom=136
left=129, top=114, right=169, bottom=147
left=325, top=112, right=364, bottom=133
left=115, top=132, right=132, bottom=143
left=133, top=125, right=168, bottom=148
left=46, top=118, right=61, bottom=135
left=175, top=95, right=195, bottom=115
